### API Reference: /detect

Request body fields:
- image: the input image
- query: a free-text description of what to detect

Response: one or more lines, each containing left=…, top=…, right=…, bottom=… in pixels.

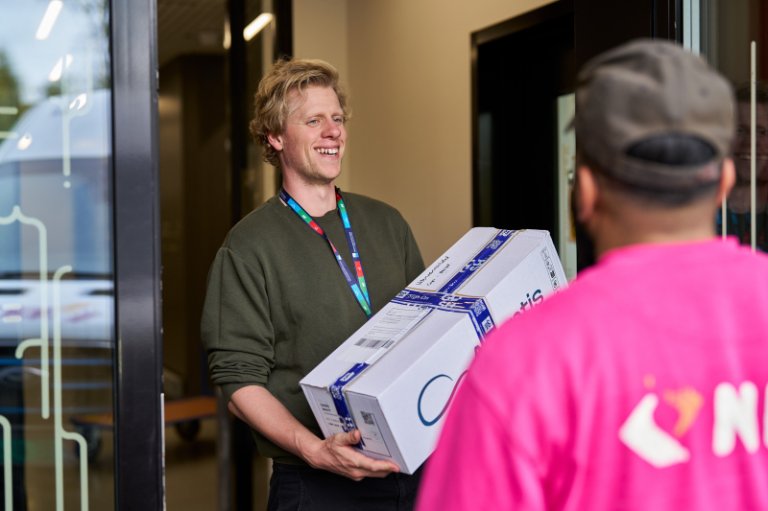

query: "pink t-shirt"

left=417, top=239, right=768, bottom=511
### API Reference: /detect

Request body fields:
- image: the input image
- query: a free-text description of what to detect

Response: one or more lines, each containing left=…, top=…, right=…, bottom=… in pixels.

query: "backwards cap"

left=574, top=39, right=735, bottom=190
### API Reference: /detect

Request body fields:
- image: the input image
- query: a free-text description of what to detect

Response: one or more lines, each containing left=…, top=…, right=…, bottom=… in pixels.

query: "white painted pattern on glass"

left=0, top=206, right=50, bottom=418
left=0, top=415, right=11, bottom=510
left=53, top=265, right=89, bottom=511
left=0, top=210, right=92, bottom=510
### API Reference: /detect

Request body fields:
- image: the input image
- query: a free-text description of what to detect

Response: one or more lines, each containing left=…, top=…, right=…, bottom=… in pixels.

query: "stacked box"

left=300, top=228, right=567, bottom=474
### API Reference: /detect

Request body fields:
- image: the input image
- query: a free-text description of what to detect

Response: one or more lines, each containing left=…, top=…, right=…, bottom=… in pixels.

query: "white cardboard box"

left=300, top=228, right=567, bottom=474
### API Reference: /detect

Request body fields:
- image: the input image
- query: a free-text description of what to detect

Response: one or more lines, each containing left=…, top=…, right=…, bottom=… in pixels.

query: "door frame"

left=111, top=0, right=164, bottom=508
left=470, top=0, right=575, bottom=228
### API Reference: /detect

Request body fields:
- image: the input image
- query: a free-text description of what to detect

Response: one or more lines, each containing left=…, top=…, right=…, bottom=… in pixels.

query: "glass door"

left=0, top=1, right=114, bottom=509
left=0, top=0, right=163, bottom=509
left=688, top=0, right=768, bottom=251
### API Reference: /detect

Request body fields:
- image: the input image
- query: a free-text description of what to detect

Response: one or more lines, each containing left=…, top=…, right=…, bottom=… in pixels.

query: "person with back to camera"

left=416, top=39, right=768, bottom=510
left=201, top=58, right=425, bottom=510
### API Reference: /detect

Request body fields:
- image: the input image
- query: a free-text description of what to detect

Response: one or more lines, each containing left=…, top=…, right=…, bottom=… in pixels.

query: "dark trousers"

left=268, top=462, right=423, bottom=511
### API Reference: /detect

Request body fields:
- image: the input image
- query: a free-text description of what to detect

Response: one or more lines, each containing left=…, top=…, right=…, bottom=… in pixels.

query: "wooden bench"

left=70, top=395, right=218, bottom=459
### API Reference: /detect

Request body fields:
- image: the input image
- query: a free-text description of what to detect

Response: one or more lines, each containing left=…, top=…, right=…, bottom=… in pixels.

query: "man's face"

left=269, top=85, right=346, bottom=185
left=734, top=101, right=768, bottom=185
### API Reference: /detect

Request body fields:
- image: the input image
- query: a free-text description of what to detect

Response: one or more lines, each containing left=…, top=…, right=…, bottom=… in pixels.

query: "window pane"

left=695, top=0, right=768, bottom=251
left=0, top=1, right=115, bottom=509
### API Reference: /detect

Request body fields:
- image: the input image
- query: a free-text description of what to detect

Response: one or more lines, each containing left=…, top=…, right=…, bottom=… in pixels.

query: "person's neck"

left=282, top=179, right=337, bottom=217
left=591, top=206, right=719, bottom=259
left=594, top=228, right=717, bottom=258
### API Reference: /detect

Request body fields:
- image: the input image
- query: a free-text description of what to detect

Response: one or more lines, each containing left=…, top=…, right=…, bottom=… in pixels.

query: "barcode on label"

left=354, top=338, right=394, bottom=350
left=361, top=411, right=375, bottom=425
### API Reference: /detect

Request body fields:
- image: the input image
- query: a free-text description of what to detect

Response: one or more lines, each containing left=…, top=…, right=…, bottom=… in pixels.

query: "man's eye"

left=307, top=119, right=319, bottom=126
left=333, top=116, right=345, bottom=124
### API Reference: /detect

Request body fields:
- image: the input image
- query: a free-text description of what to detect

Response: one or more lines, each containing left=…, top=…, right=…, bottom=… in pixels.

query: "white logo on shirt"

left=619, top=379, right=766, bottom=468
left=619, top=393, right=690, bottom=468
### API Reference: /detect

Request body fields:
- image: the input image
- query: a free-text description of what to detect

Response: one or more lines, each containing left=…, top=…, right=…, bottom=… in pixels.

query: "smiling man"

left=719, top=84, right=768, bottom=250
left=202, top=59, right=425, bottom=510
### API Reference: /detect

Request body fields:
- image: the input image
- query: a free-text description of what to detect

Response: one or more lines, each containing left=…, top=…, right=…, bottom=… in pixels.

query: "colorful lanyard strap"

left=279, top=187, right=372, bottom=317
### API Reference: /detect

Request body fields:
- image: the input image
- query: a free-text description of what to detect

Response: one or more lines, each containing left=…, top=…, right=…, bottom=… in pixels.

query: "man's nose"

left=323, top=120, right=342, bottom=138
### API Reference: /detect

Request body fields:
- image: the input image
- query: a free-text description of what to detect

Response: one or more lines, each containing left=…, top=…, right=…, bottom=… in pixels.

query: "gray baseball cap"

left=574, top=39, right=735, bottom=190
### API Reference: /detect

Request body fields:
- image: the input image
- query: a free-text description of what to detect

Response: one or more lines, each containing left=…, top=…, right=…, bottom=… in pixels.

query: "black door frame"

left=470, top=0, right=575, bottom=228
left=574, top=0, right=682, bottom=69
left=471, top=0, right=682, bottom=269
left=111, top=0, right=164, bottom=508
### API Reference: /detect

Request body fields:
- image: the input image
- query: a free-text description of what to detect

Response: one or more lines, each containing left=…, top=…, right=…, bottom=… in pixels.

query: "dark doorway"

left=471, top=0, right=575, bottom=247
left=472, top=0, right=681, bottom=272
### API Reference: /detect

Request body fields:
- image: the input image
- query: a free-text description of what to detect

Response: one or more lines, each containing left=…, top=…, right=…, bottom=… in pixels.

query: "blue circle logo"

left=417, top=371, right=467, bottom=426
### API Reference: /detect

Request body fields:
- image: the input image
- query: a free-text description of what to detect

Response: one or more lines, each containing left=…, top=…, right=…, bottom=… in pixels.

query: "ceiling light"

left=69, top=93, right=87, bottom=110
left=223, top=18, right=231, bottom=50
left=49, top=54, right=73, bottom=81
left=36, top=0, right=64, bottom=40
left=48, top=58, right=64, bottom=81
left=243, top=13, right=273, bottom=42
left=17, top=133, right=32, bottom=151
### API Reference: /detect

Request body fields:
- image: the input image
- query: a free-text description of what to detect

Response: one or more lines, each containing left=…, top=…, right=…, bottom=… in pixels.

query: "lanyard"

left=279, top=187, right=372, bottom=317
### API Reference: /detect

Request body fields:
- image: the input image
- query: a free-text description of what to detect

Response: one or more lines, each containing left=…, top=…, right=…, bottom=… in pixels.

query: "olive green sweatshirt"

left=201, top=192, right=424, bottom=464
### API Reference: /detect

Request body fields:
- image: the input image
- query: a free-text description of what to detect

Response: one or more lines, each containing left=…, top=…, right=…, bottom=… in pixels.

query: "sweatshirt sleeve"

left=403, top=219, right=425, bottom=282
left=201, top=245, right=275, bottom=401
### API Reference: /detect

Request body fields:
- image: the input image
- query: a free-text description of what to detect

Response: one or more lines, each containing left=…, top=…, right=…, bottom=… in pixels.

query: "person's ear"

left=266, top=133, right=284, bottom=152
left=575, top=165, right=599, bottom=223
left=716, top=158, right=736, bottom=204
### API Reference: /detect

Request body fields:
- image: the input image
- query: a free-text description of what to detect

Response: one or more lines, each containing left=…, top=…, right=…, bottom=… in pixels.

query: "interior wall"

left=714, top=0, right=750, bottom=84
left=293, top=0, right=352, bottom=192
left=293, top=0, right=556, bottom=261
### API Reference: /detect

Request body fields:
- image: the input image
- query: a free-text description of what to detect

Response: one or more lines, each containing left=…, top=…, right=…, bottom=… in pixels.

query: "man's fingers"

left=332, top=429, right=361, bottom=446
left=348, top=449, right=400, bottom=474
left=325, top=430, right=401, bottom=479
left=365, top=459, right=400, bottom=474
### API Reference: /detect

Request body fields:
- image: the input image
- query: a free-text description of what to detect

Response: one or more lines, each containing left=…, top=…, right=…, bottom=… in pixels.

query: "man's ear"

left=716, top=158, right=736, bottom=204
left=575, top=165, right=599, bottom=223
left=266, top=133, right=283, bottom=152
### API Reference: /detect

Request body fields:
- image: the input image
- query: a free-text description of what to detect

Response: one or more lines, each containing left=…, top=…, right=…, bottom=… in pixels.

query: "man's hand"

left=230, top=387, right=399, bottom=481
left=301, top=429, right=400, bottom=481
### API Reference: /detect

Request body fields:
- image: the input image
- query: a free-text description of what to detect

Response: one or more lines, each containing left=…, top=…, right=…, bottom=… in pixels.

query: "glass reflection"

left=723, top=84, right=768, bottom=250
left=0, top=1, right=114, bottom=510
left=696, top=0, right=768, bottom=251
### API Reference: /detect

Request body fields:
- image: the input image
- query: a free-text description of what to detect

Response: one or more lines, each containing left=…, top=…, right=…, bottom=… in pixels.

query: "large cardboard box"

left=300, top=228, right=566, bottom=474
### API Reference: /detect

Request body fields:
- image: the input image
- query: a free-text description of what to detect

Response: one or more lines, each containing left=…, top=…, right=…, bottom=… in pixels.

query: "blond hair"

left=249, top=58, right=349, bottom=167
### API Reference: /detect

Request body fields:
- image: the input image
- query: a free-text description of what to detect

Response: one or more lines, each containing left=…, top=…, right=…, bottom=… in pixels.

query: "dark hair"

left=579, top=134, right=721, bottom=207
left=735, top=82, right=768, bottom=104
